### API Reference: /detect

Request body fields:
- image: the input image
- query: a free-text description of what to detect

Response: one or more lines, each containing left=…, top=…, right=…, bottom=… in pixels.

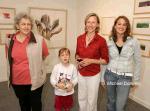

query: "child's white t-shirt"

left=50, top=63, right=78, bottom=96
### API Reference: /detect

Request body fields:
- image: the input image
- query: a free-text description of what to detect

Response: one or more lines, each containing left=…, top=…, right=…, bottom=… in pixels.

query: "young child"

left=50, top=48, right=78, bottom=111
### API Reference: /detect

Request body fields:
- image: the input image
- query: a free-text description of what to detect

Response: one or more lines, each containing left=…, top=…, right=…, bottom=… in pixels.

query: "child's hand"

left=60, top=78, right=65, bottom=83
left=65, top=82, right=73, bottom=92
left=56, top=82, right=66, bottom=90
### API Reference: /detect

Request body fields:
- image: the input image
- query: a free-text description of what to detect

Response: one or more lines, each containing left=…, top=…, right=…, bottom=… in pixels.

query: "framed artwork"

left=0, top=45, right=7, bottom=82
left=0, top=7, right=16, bottom=25
left=138, top=39, right=150, bottom=58
left=101, top=17, right=115, bottom=35
left=0, top=24, right=14, bottom=29
left=134, top=0, right=150, bottom=14
left=132, top=17, right=150, bottom=36
left=0, top=29, right=16, bottom=45
left=29, top=7, right=67, bottom=49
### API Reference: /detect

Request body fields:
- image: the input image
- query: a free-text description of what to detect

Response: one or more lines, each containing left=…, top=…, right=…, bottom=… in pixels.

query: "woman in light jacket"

left=103, top=16, right=141, bottom=111
left=6, top=12, right=49, bottom=111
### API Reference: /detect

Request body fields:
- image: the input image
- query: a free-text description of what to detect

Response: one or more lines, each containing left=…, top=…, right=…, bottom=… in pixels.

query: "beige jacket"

left=7, top=32, right=48, bottom=90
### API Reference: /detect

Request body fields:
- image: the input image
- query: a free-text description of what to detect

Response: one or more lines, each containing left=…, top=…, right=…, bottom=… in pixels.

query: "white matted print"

left=29, top=7, right=67, bottom=49
left=138, top=39, right=150, bottom=58
left=0, top=29, right=15, bottom=45
left=0, top=7, right=16, bottom=25
left=0, top=45, right=7, bottom=82
left=0, top=24, right=14, bottom=29
left=132, top=17, right=150, bottom=36
left=134, top=0, right=150, bottom=14
left=101, top=17, right=115, bottom=35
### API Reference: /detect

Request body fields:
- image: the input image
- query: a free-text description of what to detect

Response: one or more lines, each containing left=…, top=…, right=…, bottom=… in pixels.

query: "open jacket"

left=7, top=32, right=47, bottom=90
left=101, top=36, right=141, bottom=83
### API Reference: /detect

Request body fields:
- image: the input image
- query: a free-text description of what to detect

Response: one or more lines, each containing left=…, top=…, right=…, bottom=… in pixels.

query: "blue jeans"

left=104, top=69, right=132, bottom=111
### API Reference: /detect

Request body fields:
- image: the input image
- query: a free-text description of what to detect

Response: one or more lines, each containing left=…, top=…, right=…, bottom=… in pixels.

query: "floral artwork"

left=35, top=14, right=62, bottom=40
left=29, top=7, right=67, bottom=48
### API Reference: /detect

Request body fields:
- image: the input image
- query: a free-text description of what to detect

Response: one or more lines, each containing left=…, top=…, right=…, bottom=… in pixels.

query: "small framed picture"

left=132, top=17, right=150, bottom=36
left=0, top=7, right=16, bottom=25
left=134, top=0, right=150, bottom=14
left=0, top=24, right=14, bottom=29
left=0, top=29, right=16, bottom=45
left=138, top=39, right=150, bottom=58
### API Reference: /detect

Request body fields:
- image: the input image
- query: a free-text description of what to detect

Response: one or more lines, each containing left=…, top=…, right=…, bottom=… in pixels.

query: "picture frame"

left=29, top=7, right=67, bottom=49
left=0, top=44, right=7, bottom=82
left=0, top=28, right=16, bottom=45
left=0, top=24, right=14, bottom=29
left=132, top=17, right=150, bottom=36
left=0, top=7, right=16, bottom=25
left=101, top=17, right=115, bottom=35
left=138, top=39, right=150, bottom=58
left=134, top=0, right=150, bottom=14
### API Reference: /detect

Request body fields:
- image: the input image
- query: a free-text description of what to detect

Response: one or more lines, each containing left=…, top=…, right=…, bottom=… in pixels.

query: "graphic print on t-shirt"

left=58, top=72, right=71, bottom=87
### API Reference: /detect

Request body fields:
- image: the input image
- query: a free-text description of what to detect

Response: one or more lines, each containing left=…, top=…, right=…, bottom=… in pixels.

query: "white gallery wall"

left=0, top=0, right=78, bottom=77
left=0, top=0, right=150, bottom=109
left=76, top=0, right=150, bottom=109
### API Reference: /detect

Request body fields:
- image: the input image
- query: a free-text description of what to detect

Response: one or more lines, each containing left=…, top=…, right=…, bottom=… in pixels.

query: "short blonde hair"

left=84, top=13, right=100, bottom=33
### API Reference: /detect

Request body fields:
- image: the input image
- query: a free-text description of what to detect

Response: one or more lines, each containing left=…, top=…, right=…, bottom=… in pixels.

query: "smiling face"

left=115, top=18, right=127, bottom=36
left=111, top=16, right=131, bottom=42
left=84, top=13, right=100, bottom=34
left=16, top=18, right=32, bottom=36
left=85, top=16, right=98, bottom=34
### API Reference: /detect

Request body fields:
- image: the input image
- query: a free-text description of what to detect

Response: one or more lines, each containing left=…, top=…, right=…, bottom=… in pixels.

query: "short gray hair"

left=14, top=12, right=34, bottom=30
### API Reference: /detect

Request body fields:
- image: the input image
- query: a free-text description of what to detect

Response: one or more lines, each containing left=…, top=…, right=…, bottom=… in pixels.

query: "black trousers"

left=12, top=84, right=43, bottom=111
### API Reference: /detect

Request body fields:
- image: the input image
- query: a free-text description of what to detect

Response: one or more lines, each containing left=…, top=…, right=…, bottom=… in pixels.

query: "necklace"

left=86, top=35, right=94, bottom=47
left=86, top=35, right=94, bottom=42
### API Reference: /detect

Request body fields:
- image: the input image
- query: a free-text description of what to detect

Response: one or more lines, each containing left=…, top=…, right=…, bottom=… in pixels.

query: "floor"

left=0, top=74, right=149, bottom=111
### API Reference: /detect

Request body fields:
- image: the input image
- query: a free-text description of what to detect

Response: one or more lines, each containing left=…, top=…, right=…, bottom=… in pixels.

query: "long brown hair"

left=109, top=16, right=132, bottom=42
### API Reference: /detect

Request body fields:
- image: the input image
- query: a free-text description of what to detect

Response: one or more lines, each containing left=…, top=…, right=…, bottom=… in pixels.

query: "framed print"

left=101, top=17, right=115, bottom=35
left=134, top=0, right=150, bottom=14
left=0, top=24, right=14, bottom=29
left=132, top=17, right=150, bottom=36
left=0, top=45, right=7, bottom=82
left=29, top=7, right=67, bottom=49
left=0, top=7, right=16, bottom=24
left=0, top=29, right=15, bottom=45
left=138, top=39, right=150, bottom=58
